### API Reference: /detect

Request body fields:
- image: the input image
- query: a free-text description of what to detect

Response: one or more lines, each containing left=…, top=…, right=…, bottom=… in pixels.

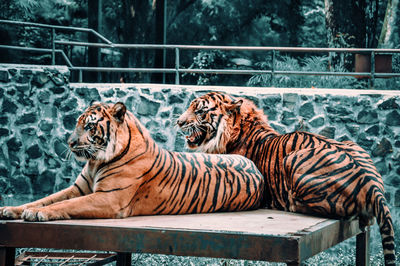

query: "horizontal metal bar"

left=0, top=20, right=112, bottom=44
left=70, top=66, right=396, bottom=78
left=71, top=66, right=178, bottom=73
left=0, top=45, right=73, bottom=67
left=55, top=41, right=113, bottom=48
left=54, top=41, right=400, bottom=53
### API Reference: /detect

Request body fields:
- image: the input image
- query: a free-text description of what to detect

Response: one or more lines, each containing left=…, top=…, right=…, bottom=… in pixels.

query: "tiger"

left=177, top=91, right=396, bottom=265
left=0, top=101, right=264, bottom=222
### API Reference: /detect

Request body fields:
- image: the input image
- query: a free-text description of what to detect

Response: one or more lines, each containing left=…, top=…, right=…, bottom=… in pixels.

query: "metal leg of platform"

left=356, top=226, right=370, bottom=266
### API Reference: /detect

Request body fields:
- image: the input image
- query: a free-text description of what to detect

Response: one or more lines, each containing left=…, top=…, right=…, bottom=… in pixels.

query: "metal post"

left=356, top=227, right=370, bottom=266
left=116, top=252, right=131, bottom=266
left=0, top=246, right=15, bottom=266
left=370, top=51, right=375, bottom=89
left=51, top=28, right=55, bottom=65
left=162, top=0, right=167, bottom=84
left=271, top=49, right=276, bottom=87
left=175, top=47, right=180, bottom=84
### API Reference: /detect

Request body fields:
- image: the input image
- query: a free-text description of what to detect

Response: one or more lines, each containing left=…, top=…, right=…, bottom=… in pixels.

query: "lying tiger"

left=0, top=101, right=264, bottom=221
left=177, top=91, right=396, bottom=265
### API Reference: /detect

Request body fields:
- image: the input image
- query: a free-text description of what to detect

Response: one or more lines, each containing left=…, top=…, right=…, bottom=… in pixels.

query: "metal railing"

left=1, top=19, right=400, bottom=86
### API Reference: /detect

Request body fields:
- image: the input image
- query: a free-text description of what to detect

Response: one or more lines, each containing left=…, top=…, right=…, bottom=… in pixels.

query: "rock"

left=39, top=120, right=53, bottom=132
left=103, top=88, right=115, bottom=97
left=152, top=132, right=168, bottom=143
left=174, top=136, right=186, bottom=152
left=378, top=97, right=399, bottom=110
left=270, top=123, right=286, bottom=134
left=16, top=112, right=37, bottom=125
left=366, top=125, right=379, bottom=135
left=169, top=94, right=185, bottom=104
left=21, top=127, right=36, bottom=137
left=26, top=144, right=43, bottom=159
left=281, top=111, right=296, bottom=126
left=49, top=86, right=65, bottom=94
left=372, top=138, right=393, bottom=157
left=7, top=137, right=22, bottom=152
left=282, top=93, right=298, bottom=109
left=37, top=90, right=51, bottom=104
left=116, top=89, right=127, bottom=98
left=325, top=106, right=353, bottom=117
left=375, top=161, right=388, bottom=175
left=153, top=91, right=165, bottom=101
left=54, top=139, right=69, bottom=160
left=32, top=72, right=49, bottom=87
left=319, top=127, right=336, bottom=139
left=345, top=125, right=360, bottom=137
left=63, top=113, right=78, bottom=130
left=357, top=110, right=378, bottom=124
left=0, top=128, right=9, bottom=137
left=10, top=175, right=32, bottom=194
left=159, top=107, right=171, bottom=119
left=23, top=160, right=39, bottom=176
left=262, top=95, right=281, bottom=106
left=357, top=133, right=374, bottom=150
left=309, top=116, right=325, bottom=128
left=60, top=98, right=78, bottom=112
left=0, top=116, right=8, bottom=126
left=0, top=69, right=9, bottom=82
left=173, top=107, right=183, bottom=115
left=137, top=96, right=161, bottom=117
left=385, top=111, right=400, bottom=126
left=2, top=99, right=18, bottom=113
left=36, top=170, right=56, bottom=194
left=299, top=102, right=315, bottom=119
left=394, top=189, right=400, bottom=207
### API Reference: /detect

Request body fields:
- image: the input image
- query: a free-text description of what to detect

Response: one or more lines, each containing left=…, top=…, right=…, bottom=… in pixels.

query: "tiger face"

left=68, top=102, right=126, bottom=162
left=177, top=92, right=242, bottom=153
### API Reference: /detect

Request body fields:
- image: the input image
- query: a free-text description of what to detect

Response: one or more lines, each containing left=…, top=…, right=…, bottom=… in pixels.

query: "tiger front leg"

left=0, top=185, right=83, bottom=220
left=21, top=191, right=131, bottom=222
left=0, top=206, right=25, bottom=219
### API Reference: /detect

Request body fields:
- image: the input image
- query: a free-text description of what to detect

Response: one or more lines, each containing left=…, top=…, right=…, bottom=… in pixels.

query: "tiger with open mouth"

left=177, top=91, right=396, bottom=265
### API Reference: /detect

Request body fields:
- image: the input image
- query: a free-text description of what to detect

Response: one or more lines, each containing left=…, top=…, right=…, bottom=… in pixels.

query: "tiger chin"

left=0, top=101, right=265, bottom=222
left=177, top=91, right=396, bottom=266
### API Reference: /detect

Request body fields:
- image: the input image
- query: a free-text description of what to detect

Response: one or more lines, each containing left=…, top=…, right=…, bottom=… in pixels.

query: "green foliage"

left=185, top=50, right=229, bottom=85
left=248, top=55, right=359, bottom=89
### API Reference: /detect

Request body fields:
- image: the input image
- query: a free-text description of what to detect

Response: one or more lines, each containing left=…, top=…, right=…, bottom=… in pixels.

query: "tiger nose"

left=68, top=134, right=78, bottom=148
left=176, top=117, right=187, bottom=127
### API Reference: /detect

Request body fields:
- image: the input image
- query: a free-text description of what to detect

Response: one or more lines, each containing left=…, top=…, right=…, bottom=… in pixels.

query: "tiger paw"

left=21, top=208, right=69, bottom=222
left=0, top=206, right=24, bottom=219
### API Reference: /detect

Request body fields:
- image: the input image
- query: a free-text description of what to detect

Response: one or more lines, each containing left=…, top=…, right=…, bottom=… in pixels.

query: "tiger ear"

left=225, top=99, right=243, bottom=114
left=112, top=102, right=127, bottom=123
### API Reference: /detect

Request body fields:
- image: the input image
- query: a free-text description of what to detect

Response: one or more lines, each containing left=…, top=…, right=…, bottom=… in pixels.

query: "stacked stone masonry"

left=0, top=64, right=399, bottom=211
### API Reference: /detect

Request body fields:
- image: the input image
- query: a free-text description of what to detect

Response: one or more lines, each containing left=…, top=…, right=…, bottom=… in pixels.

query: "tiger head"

left=68, top=102, right=127, bottom=162
left=176, top=92, right=244, bottom=153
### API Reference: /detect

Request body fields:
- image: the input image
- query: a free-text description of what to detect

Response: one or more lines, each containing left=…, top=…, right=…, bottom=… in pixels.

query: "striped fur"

left=177, top=91, right=396, bottom=265
left=0, top=102, right=264, bottom=221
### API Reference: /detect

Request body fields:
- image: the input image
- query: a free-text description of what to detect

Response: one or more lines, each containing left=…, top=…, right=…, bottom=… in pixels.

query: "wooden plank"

left=0, top=209, right=361, bottom=264
left=1, top=209, right=331, bottom=235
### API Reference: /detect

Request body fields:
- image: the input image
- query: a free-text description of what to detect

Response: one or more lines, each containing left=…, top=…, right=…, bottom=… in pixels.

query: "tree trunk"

left=378, top=0, right=400, bottom=48
left=88, top=0, right=100, bottom=82
left=152, top=0, right=165, bottom=83
left=120, top=0, right=155, bottom=83
left=324, top=0, right=337, bottom=48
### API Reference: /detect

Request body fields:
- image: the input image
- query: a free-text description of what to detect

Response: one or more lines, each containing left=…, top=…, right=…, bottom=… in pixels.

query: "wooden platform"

left=0, top=209, right=369, bottom=265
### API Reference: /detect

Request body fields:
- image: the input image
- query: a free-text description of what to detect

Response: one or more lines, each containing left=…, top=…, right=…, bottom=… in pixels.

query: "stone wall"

left=0, top=64, right=399, bottom=211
